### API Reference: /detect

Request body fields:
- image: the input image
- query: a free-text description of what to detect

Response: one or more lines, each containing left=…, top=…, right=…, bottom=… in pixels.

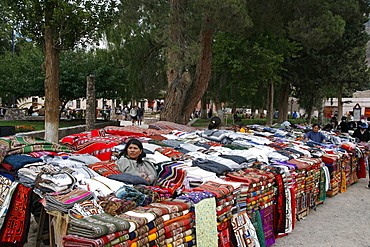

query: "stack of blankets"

left=63, top=199, right=194, bottom=246
left=189, top=181, right=235, bottom=246
left=226, top=167, right=276, bottom=215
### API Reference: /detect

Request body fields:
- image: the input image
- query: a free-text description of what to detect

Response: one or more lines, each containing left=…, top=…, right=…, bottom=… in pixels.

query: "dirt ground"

left=274, top=176, right=370, bottom=247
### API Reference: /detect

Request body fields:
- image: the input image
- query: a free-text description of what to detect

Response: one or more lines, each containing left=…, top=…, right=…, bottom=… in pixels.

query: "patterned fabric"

left=192, top=181, right=234, bottom=198
left=177, top=191, right=215, bottom=204
left=156, top=161, right=187, bottom=191
left=274, top=174, right=286, bottom=234
left=260, top=206, right=275, bottom=246
left=250, top=210, right=266, bottom=247
left=63, top=231, right=129, bottom=247
left=149, top=121, right=200, bottom=132
left=87, top=161, right=121, bottom=177
left=194, top=197, right=218, bottom=247
left=115, top=186, right=147, bottom=206
left=0, top=183, right=32, bottom=246
left=70, top=199, right=105, bottom=218
left=98, top=194, right=137, bottom=216
left=0, top=136, right=71, bottom=163
left=67, top=213, right=130, bottom=238
left=44, top=188, right=94, bottom=213
left=232, top=212, right=260, bottom=247
left=0, top=175, right=12, bottom=210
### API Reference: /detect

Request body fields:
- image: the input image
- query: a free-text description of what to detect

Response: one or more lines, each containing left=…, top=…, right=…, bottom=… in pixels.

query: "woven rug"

left=0, top=183, right=32, bottom=246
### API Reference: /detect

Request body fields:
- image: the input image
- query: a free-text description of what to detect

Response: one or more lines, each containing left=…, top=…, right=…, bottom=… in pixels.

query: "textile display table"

left=0, top=121, right=368, bottom=247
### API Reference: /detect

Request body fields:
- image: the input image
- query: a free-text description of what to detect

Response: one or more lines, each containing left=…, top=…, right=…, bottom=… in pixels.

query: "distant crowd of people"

left=305, top=114, right=370, bottom=143
left=114, top=105, right=145, bottom=125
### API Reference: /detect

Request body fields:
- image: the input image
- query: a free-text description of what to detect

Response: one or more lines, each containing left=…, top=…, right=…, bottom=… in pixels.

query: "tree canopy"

left=0, top=0, right=369, bottom=128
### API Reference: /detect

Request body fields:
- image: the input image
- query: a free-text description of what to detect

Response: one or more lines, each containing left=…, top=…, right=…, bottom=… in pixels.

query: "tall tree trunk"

left=266, top=82, right=274, bottom=126
left=44, top=3, right=60, bottom=143
left=278, top=82, right=290, bottom=123
left=307, top=106, right=313, bottom=125
left=86, top=75, right=96, bottom=131
left=200, top=96, right=208, bottom=119
left=213, top=96, right=224, bottom=123
left=337, top=84, right=343, bottom=119
left=161, top=13, right=213, bottom=124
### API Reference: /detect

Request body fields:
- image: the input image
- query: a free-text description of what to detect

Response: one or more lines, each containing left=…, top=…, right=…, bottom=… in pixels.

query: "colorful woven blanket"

left=0, top=183, right=32, bottom=246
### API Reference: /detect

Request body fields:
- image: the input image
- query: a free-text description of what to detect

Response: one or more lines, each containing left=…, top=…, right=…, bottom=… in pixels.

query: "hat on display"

left=358, top=122, right=368, bottom=129
left=208, top=116, right=221, bottom=130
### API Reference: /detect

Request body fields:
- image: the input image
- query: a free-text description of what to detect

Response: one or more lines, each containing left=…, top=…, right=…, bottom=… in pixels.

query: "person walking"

left=137, top=107, right=144, bottom=125
left=122, top=105, right=128, bottom=120
left=129, top=105, right=138, bottom=126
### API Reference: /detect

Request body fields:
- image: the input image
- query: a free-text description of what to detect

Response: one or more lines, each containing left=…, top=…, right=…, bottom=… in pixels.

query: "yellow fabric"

left=340, top=171, right=347, bottom=193
left=148, top=232, right=157, bottom=242
left=184, top=235, right=193, bottom=242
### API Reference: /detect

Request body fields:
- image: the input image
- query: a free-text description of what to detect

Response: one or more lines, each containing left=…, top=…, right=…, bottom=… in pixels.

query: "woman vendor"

left=352, top=122, right=370, bottom=142
left=304, top=123, right=328, bottom=143
left=116, top=138, right=157, bottom=184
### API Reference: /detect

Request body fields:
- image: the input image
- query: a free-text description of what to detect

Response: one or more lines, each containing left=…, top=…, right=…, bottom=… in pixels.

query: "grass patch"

left=0, top=119, right=91, bottom=132
left=191, top=116, right=308, bottom=128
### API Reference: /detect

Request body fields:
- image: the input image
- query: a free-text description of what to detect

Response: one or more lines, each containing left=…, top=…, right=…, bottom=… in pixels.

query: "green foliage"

left=0, top=40, right=44, bottom=101
left=3, top=0, right=120, bottom=49
left=288, top=11, right=346, bottom=50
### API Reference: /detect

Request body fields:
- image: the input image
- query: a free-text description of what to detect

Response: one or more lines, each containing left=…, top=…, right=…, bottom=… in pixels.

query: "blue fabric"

left=0, top=173, right=14, bottom=181
left=304, top=131, right=327, bottom=143
left=3, top=155, right=42, bottom=170
left=192, top=158, right=231, bottom=175
left=108, top=173, right=150, bottom=186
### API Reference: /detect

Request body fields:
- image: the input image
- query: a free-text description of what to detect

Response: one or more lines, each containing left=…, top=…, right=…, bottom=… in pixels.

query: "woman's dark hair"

left=208, top=116, right=221, bottom=130
left=312, top=123, right=321, bottom=129
left=119, top=138, right=146, bottom=162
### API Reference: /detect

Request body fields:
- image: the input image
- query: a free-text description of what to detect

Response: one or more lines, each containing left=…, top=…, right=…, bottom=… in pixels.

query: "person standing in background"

left=352, top=122, right=370, bottom=142
left=137, top=107, right=144, bottom=125
left=130, top=106, right=138, bottom=126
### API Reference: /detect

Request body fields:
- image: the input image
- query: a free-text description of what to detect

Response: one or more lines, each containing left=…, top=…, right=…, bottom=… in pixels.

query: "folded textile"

left=176, top=191, right=215, bottom=204
left=108, top=173, right=149, bottom=186
left=44, top=188, right=93, bottom=213
left=67, top=213, right=130, bottom=238
left=115, top=186, right=147, bottom=206
left=0, top=183, right=32, bottom=247
left=88, top=161, right=121, bottom=177
left=98, top=194, right=137, bottom=216
left=63, top=230, right=129, bottom=247
left=2, top=154, right=43, bottom=170
left=192, top=158, right=232, bottom=175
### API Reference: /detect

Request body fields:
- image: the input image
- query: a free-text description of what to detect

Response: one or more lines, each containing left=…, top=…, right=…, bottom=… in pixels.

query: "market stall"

left=0, top=121, right=367, bottom=246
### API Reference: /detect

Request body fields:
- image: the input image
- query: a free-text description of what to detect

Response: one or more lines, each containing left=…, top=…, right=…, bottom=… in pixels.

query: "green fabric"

left=250, top=210, right=266, bottom=247
left=319, top=168, right=327, bottom=202
left=0, top=136, right=71, bottom=163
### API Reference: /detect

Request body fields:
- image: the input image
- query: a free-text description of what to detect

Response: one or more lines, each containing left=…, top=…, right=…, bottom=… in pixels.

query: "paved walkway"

left=119, top=120, right=149, bottom=129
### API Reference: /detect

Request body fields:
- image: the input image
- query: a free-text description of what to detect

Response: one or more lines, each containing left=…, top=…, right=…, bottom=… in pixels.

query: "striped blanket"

left=0, top=136, right=71, bottom=163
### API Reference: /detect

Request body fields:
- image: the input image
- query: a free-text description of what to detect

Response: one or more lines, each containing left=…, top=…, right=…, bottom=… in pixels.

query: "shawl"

left=0, top=183, right=32, bottom=246
left=67, top=213, right=130, bottom=238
